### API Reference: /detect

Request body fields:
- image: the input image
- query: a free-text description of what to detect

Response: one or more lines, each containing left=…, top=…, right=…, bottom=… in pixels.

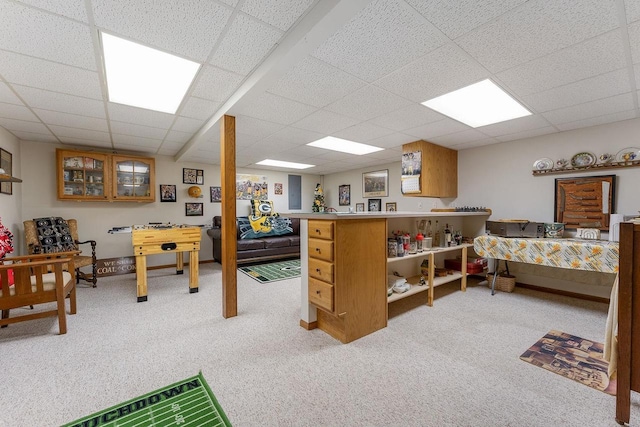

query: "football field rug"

left=62, top=372, right=232, bottom=426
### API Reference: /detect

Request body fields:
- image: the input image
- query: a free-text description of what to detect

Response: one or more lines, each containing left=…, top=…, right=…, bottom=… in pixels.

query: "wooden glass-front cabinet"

left=111, top=155, right=155, bottom=202
left=56, top=149, right=155, bottom=202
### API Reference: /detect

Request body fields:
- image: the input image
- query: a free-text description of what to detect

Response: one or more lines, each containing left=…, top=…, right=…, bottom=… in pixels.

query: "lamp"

left=0, top=168, right=22, bottom=183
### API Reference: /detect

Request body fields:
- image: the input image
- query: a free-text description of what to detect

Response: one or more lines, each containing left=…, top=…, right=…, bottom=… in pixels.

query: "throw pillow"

left=32, top=217, right=78, bottom=253
left=239, top=216, right=293, bottom=240
left=250, top=200, right=276, bottom=217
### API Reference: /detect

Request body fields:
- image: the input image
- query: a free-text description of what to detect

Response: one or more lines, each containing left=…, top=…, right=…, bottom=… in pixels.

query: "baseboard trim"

left=515, top=282, right=610, bottom=304
left=300, top=319, right=317, bottom=330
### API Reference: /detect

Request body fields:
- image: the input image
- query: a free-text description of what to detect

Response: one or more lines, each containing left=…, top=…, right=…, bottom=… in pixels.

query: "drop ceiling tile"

left=107, top=104, right=175, bottom=129
left=15, top=0, right=88, bottom=22
left=157, top=141, right=184, bottom=155
left=260, top=127, right=324, bottom=146
left=0, top=102, right=39, bottom=121
left=406, top=0, right=527, bottom=39
left=364, top=132, right=416, bottom=149
left=112, top=141, right=157, bottom=154
left=290, top=109, right=359, bottom=134
left=405, top=118, right=470, bottom=140
left=57, top=137, right=112, bottom=149
left=268, top=56, right=366, bottom=108
left=324, top=85, right=412, bottom=122
left=555, top=110, right=637, bottom=132
left=376, top=43, right=490, bottom=103
left=191, top=65, right=245, bottom=102
left=333, top=123, right=395, bottom=142
left=92, top=0, right=233, bottom=61
left=456, top=0, right=619, bottom=73
left=209, top=13, right=282, bottom=75
left=626, top=0, right=640, bottom=23
left=0, top=83, right=23, bottom=105
left=111, top=134, right=163, bottom=148
left=479, top=115, right=553, bottom=137
left=180, top=97, right=222, bottom=121
left=494, top=126, right=557, bottom=142
left=217, top=0, right=239, bottom=7
left=235, top=132, right=261, bottom=148
left=10, top=130, right=58, bottom=143
left=11, top=85, right=106, bottom=118
left=542, top=93, right=635, bottom=125
left=234, top=115, right=284, bottom=138
left=429, top=129, right=491, bottom=146
left=0, top=2, right=95, bottom=69
left=450, top=138, right=501, bottom=150
left=171, top=116, right=205, bottom=134
left=0, top=51, right=103, bottom=99
left=367, top=104, right=445, bottom=132
left=312, top=0, right=447, bottom=82
left=33, top=108, right=108, bottom=131
left=110, top=120, right=169, bottom=139
left=164, top=130, right=192, bottom=144
left=496, top=31, right=627, bottom=96
left=241, top=0, right=314, bottom=31
left=232, top=92, right=316, bottom=125
left=48, top=125, right=111, bottom=142
left=0, top=117, right=49, bottom=133
left=627, top=20, right=640, bottom=64
left=523, top=69, right=632, bottom=112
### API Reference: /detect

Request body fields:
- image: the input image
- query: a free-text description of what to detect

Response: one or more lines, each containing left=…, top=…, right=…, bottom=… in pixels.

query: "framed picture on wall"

left=338, top=184, right=350, bottom=206
left=210, top=186, right=221, bottom=202
left=362, top=169, right=388, bottom=197
left=1, top=148, right=13, bottom=195
left=183, top=168, right=204, bottom=184
left=368, top=198, right=381, bottom=212
left=185, top=202, right=203, bottom=216
left=159, top=184, right=176, bottom=202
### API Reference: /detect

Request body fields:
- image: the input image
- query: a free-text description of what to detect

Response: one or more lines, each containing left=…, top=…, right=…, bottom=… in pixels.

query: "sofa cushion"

left=288, top=235, right=300, bottom=247
left=237, top=239, right=266, bottom=251
left=263, top=236, right=292, bottom=249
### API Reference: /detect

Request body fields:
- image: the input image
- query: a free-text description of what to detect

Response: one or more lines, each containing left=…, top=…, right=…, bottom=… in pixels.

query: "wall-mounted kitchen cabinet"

left=56, top=149, right=155, bottom=202
left=401, top=140, right=457, bottom=198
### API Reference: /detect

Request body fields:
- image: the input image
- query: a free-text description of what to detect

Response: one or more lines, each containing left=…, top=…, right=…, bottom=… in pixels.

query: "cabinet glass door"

left=113, top=157, right=154, bottom=201
left=60, top=153, right=107, bottom=200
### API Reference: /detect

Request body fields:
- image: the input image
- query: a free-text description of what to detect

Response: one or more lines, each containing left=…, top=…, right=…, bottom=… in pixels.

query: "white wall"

left=0, top=127, right=21, bottom=253
left=17, top=141, right=320, bottom=266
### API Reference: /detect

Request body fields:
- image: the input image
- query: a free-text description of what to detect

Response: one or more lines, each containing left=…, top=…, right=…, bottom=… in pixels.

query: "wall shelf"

left=532, top=161, right=640, bottom=176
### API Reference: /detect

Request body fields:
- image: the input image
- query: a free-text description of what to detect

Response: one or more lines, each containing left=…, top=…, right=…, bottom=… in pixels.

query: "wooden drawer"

left=309, top=258, right=334, bottom=284
left=309, top=238, right=334, bottom=262
left=309, top=220, right=334, bottom=240
left=309, top=277, right=333, bottom=312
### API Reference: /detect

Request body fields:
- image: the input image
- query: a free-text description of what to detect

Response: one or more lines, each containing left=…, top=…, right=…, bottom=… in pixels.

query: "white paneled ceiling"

left=1, top=0, right=640, bottom=174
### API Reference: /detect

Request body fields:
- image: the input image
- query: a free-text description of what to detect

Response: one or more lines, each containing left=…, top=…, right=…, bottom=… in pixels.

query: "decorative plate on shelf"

left=570, top=152, right=596, bottom=168
left=615, top=147, right=640, bottom=164
left=533, top=157, right=554, bottom=171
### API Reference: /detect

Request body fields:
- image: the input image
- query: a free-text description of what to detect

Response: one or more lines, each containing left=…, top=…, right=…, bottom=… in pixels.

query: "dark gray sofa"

left=206, top=216, right=300, bottom=264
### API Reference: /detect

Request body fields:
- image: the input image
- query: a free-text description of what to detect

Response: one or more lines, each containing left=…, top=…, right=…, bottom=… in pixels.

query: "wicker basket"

left=487, top=273, right=516, bottom=293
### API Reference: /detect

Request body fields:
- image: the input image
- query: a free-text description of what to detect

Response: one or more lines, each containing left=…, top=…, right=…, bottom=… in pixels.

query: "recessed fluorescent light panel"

left=101, top=32, right=200, bottom=114
left=421, top=79, right=531, bottom=128
left=256, top=159, right=315, bottom=169
left=307, top=136, right=383, bottom=155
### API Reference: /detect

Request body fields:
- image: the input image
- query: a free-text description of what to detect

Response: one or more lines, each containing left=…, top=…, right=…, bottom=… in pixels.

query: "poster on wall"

left=236, top=174, right=268, bottom=200
left=401, top=151, right=421, bottom=194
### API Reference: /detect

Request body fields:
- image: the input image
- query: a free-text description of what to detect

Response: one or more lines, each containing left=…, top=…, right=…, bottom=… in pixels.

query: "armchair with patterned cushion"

left=23, top=217, right=97, bottom=287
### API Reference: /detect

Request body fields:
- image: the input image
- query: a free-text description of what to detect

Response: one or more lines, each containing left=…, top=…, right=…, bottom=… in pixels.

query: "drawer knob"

left=316, top=268, right=321, bottom=273
left=315, top=229, right=320, bottom=233
left=316, top=290, right=321, bottom=294
left=315, top=248, right=320, bottom=252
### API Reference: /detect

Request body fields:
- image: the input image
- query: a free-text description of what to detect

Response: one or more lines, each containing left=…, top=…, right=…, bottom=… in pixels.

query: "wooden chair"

left=24, top=218, right=97, bottom=287
left=0, top=251, right=79, bottom=334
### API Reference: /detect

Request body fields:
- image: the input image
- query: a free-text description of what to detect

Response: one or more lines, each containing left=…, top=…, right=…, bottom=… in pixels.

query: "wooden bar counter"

left=131, top=226, right=201, bottom=302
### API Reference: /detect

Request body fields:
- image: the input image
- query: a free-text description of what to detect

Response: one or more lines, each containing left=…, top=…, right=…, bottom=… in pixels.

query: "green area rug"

left=62, top=372, right=231, bottom=427
left=520, top=330, right=616, bottom=395
left=239, top=259, right=301, bottom=283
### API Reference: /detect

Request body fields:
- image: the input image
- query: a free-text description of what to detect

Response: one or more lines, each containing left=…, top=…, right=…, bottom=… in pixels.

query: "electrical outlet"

left=418, top=202, right=422, bottom=208
left=432, top=201, right=437, bottom=208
